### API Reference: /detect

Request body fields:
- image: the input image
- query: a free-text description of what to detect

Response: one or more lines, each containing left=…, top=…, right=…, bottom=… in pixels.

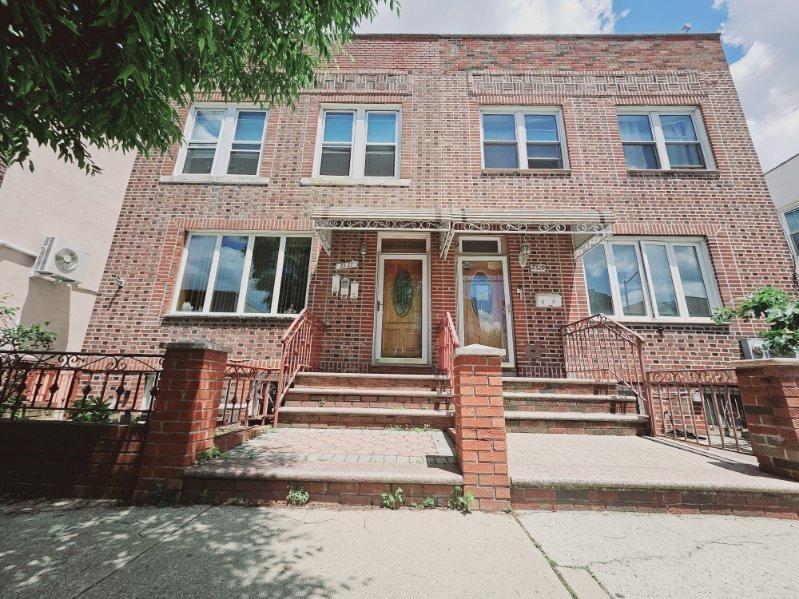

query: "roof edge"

left=351, top=33, right=722, bottom=41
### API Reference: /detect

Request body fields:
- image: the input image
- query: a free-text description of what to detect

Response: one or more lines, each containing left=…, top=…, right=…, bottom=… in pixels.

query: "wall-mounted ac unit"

left=740, top=337, right=771, bottom=360
left=32, top=236, right=90, bottom=284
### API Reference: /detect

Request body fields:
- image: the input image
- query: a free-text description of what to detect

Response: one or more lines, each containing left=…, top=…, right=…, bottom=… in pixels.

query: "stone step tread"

left=504, top=411, right=649, bottom=423
left=279, top=406, right=454, bottom=417
left=289, top=386, right=452, bottom=398
left=298, top=371, right=447, bottom=381
left=503, top=391, right=634, bottom=402
left=502, top=376, right=617, bottom=385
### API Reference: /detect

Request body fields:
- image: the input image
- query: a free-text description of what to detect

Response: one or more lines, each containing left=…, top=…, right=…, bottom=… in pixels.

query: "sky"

left=357, top=0, right=799, bottom=171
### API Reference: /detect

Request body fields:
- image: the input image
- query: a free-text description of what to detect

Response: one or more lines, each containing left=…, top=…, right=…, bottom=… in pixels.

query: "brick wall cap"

left=454, top=344, right=506, bottom=358
left=161, top=339, right=232, bottom=353
left=734, top=358, right=799, bottom=369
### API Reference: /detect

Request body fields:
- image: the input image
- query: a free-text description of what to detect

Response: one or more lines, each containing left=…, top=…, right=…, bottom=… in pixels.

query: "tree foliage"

left=1, top=0, right=396, bottom=173
left=713, top=286, right=799, bottom=356
left=1, top=294, right=57, bottom=352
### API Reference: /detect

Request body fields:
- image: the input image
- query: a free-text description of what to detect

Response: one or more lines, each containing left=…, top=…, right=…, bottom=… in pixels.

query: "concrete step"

left=286, top=385, right=454, bottom=410
left=296, top=371, right=449, bottom=391
left=502, top=376, right=618, bottom=395
left=503, top=391, right=637, bottom=414
left=504, top=411, right=649, bottom=435
left=278, top=406, right=455, bottom=429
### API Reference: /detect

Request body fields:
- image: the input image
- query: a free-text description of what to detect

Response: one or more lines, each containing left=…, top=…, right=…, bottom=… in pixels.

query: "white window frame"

left=582, top=237, right=721, bottom=324
left=617, top=106, right=715, bottom=171
left=170, top=231, right=313, bottom=318
left=778, top=201, right=799, bottom=259
left=174, top=104, right=268, bottom=178
left=479, top=106, right=569, bottom=170
left=313, top=105, right=402, bottom=179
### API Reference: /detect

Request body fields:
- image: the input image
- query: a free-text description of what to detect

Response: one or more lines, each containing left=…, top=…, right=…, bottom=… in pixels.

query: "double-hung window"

left=481, top=108, right=568, bottom=170
left=173, top=233, right=312, bottom=316
left=781, top=207, right=799, bottom=256
left=583, top=238, right=719, bottom=322
left=617, top=108, right=713, bottom=171
left=315, top=107, right=400, bottom=178
left=179, top=106, right=267, bottom=176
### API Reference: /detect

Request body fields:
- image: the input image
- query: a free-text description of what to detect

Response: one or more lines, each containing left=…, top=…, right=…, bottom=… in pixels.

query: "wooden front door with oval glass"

left=375, top=255, right=429, bottom=364
left=457, top=256, right=515, bottom=366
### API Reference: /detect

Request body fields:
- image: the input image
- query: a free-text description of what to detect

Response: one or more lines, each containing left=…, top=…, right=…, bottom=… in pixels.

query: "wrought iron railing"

left=436, top=312, right=460, bottom=387
left=276, top=308, right=324, bottom=425
left=562, top=314, right=649, bottom=416
left=219, top=363, right=277, bottom=426
left=647, top=368, right=749, bottom=453
left=0, top=350, right=163, bottom=422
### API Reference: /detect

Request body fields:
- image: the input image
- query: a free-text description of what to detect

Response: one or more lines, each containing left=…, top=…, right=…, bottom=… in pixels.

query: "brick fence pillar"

left=134, top=340, right=229, bottom=502
left=452, top=344, right=510, bottom=511
left=735, top=359, right=799, bottom=482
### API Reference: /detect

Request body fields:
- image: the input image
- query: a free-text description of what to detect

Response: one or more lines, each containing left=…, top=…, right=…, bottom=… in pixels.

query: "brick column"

left=735, top=359, right=799, bottom=482
left=134, top=340, right=229, bottom=502
left=452, top=344, right=510, bottom=511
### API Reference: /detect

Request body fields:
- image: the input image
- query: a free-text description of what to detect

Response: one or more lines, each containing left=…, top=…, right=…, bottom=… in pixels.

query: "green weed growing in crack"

left=380, top=487, right=404, bottom=509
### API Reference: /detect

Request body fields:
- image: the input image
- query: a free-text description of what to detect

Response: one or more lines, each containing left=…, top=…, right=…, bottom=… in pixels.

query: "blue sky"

left=358, top=0, right=799, bottom=170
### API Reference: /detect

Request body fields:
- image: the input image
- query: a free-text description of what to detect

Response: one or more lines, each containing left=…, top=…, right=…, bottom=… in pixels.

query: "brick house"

left=83, top=33, right=794, bottom=392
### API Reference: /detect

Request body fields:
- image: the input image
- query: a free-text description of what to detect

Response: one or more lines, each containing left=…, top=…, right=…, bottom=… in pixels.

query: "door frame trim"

left=373, top=253, right=431, bottom=365
left=455, top=254, right=516, bottom=367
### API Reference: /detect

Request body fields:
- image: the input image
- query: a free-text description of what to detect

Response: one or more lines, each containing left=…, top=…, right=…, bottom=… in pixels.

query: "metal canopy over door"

left=457, top=256, right=515, bottom=366
left=374, top=254, right=430, bottom=364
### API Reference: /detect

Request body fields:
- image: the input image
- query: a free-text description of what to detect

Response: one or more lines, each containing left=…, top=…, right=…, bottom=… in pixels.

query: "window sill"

left=300, top=177, right=411, bottom=187
left=627, top=169, right=720, bottom=178
left=159, top=175, right=271, bottom=186
left=163, top=312, right=298, bottom=320
left=616, top=318, right=725, bottom=326
left=481, top=168, right=572, bottom=177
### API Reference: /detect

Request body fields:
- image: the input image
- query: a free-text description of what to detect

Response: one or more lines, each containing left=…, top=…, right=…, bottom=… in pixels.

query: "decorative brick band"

left=736, top=359, right=799, bottom=482
left=452, top=344, right=510, bottom=511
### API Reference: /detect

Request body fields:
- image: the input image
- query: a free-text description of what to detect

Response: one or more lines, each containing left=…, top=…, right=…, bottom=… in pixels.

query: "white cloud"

left=716, top=0, right=799, bottom=170
left=358, top=0, right=622, bottom=35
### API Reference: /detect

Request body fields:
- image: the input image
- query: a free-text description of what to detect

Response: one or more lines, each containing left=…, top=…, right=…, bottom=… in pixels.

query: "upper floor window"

left=617, top=108, right=713, bottom=171
left=314, top=107, right=400, bottom=178
left=178, top=106, right=267, bottom=176
left=782, top=207, right=799, bottom=255
left=173, top=233, right=311, bottom=316
left=583, top=238, right=719, bottom=322
left=481, top=108, right=568, bottom=170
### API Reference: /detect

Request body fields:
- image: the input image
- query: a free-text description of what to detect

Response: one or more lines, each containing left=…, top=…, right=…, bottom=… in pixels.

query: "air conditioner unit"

left=33, top=236, right=90, bottom=284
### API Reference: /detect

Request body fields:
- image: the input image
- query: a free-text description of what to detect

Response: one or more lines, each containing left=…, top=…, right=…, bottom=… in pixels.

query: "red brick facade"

left=83, top=34, right=795, bottom=374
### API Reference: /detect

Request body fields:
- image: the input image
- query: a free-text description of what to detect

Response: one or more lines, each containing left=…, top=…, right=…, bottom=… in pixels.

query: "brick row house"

left=82, top=34, right=795, bottom=435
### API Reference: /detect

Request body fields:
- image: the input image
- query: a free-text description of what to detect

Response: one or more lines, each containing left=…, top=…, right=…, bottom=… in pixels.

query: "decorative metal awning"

left=310, top=206, right=614, bottom=259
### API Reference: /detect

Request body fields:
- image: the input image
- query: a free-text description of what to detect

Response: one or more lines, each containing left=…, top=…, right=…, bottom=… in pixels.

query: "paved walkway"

left=508, top=433, right=799, bottom=493
left=0, top=501, right=567, bottom=598
left=189, top=427, right=460, bottom=484
left=2, top=500, right=798, bottom=598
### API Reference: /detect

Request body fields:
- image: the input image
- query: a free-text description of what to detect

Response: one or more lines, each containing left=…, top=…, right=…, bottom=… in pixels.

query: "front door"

left=457, top=256, right=515, bottom=365
left=375, top=255, right=429, bottom=364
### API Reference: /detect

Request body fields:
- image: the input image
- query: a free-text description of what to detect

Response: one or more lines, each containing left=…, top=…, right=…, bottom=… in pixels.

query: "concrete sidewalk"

left=2, top=500, right=798, bottom=598
left=0, top=500, right=567, bottom=598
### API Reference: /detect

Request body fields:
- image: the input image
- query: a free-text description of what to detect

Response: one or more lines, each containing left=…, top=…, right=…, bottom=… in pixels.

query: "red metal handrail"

left=562, top=314, right=650, bottom=420
left=646, top=368, right=748, bottom=453
left=436, top=312, right=460, bottom=388
left=275, top=309, right=324, bottom=426
left=220, top=363, right=277, bottom=426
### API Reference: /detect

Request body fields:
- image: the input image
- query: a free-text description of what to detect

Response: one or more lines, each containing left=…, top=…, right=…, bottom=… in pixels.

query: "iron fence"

left=0, top=350, right=162, bottom=423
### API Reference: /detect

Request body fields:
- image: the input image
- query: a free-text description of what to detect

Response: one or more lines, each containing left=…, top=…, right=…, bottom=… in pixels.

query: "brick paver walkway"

left=229, top=427, right=456, bottom=466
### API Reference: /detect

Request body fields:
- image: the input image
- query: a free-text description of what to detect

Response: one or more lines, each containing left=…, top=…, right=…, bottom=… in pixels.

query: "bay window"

left=617, top=108, right=713, bottom=171
left=314, top=107, right=400, bottom=178
left=583, top=238, right=719, bottom=321
left=178, top=105, right=267, bottom=177
left=174, top=233, right=312, bottom=316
